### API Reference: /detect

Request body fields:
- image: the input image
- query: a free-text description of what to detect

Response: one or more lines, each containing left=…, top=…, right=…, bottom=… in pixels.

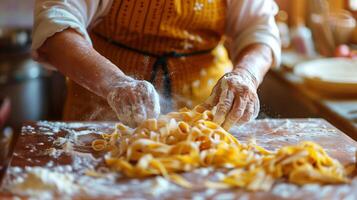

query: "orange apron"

left=64, top=0, right=233, bottom=121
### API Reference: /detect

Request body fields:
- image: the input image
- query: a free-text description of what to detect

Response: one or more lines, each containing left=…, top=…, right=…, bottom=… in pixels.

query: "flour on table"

left=42, top=135, right=78, bottom=158
left=212, top=192, right=235, bottom=200
left=42, top=137, right=73, bottom=159
left=6, top=167, right=79, bottom=200
left=151, top=177, right=175, bottom=197
left=193, top=167, right=214, bottom=176
left=272, top=183, right=299, bottom=198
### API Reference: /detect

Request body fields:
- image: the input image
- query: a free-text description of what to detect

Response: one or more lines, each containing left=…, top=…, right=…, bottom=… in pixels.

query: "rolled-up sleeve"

left=32, top=0, right=110, bottom=63
left=225, top=0, right=281, bottom=67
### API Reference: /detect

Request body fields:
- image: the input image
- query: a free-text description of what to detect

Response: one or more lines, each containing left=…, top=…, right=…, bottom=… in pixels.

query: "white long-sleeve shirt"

left=32, top=0, right=281, bottom=68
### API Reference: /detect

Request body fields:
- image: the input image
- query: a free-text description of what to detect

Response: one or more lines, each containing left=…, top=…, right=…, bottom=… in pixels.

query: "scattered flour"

left=272, top=183, right=299, bottom=198
left=213, top=172, right=226, bottom=180
left=204, top=189, right=217, bottom=196
left=151, top=177, right=174, bottom=197
left=7, top=167, right=79, bottom=200
left=212, top=192, right=235, bottom=200
left=42, top=136, right=74, bottom=158
left=43, top=148, right=62, bottom=158
left=192, top=196, right=205, bottom=200
left=193, top=167, right=213, bottom=176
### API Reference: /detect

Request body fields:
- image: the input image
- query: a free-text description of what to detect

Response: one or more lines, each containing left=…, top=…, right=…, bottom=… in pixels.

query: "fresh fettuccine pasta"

left=92, top=106, right=351, bottom=191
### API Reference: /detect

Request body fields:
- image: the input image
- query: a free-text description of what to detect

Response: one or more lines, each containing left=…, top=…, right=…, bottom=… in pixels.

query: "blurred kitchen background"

left=0, top=0, right=66, bottom=131
left=0, top=0, right=356, bottom=137
left=259, top=0, right=357, bottom=137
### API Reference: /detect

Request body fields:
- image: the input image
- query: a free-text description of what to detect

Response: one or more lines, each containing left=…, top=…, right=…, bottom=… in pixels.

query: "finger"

left=136, top=98, right=150, bottom=118
left=213, top=89, right=235, bottom=126
left=238, top=101, right=256, bottom=124
left=252, top=98, right=260, bottom=119
left=199, top=95, right=218, bottom=111
left=243, top=96, right=260, bottom=123
left=120, top=91, right=142, bottom=127
left=222, top=96, right=247, bottom=130
left=199, top=86, right=221, bottom=110
left=115, top=97, right=133, bottom=126
left=107, top=89, right=119, bottom=108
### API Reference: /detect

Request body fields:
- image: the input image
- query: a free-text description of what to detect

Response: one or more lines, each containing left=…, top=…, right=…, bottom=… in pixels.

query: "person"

left=32, top=0, right=281, bottom=129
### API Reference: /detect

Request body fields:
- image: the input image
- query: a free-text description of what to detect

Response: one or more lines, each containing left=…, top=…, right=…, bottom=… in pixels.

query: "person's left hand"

left=200, top=68, right=260, bottom=130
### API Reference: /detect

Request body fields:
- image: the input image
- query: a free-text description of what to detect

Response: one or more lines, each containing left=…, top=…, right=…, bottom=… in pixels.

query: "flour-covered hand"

left=107, top=79, right=160, bottom=127
left=201, top=68, right=260, bottom=130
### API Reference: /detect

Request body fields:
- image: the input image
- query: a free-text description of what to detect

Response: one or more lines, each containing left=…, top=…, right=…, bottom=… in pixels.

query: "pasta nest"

left=92, top=106, right=352, bottom=191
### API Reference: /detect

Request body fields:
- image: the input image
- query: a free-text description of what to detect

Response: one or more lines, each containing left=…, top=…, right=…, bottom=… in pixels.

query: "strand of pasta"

left=91, top=106, right=352, bottom=191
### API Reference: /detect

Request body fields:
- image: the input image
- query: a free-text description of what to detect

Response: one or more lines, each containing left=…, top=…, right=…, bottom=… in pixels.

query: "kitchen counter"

left=259, top=68, right=357, bottom=138
left=1, top=119, right=357, bottom=199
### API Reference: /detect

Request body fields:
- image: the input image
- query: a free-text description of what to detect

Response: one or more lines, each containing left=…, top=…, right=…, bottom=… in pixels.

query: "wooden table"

left=1, top=119, right=357, bottom=199
left=259, top=69, right=357, bottom=138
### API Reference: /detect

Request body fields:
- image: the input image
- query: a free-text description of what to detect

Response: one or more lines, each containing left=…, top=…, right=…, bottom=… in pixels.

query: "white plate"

left=294, top=58, right=357, bottom=96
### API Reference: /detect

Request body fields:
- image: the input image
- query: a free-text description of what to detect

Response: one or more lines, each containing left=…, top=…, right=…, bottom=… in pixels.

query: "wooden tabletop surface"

left=1, top=119, right=357, bottom=199
left=268, top=68, right=357, bottom=138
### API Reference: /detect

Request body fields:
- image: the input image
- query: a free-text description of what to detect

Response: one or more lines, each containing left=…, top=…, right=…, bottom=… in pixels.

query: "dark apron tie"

left=94, top=32, right=213, bottom=111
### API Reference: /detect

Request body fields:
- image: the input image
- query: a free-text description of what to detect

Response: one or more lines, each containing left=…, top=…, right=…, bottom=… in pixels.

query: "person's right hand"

left=107, top=79, right=160, bottom=127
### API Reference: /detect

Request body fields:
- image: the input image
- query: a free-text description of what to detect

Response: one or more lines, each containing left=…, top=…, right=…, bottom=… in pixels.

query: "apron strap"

left=94, top=32, right=214, bottom=111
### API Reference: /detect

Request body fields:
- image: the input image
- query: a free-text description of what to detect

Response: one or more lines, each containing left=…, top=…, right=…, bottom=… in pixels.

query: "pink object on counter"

left=0, top=98, right=10, bottom=129
left=290, top=25, right=316, bottom=57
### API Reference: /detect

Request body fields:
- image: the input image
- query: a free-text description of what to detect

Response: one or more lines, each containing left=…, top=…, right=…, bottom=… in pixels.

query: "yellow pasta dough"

left=92, top=106, right=352, bottom=191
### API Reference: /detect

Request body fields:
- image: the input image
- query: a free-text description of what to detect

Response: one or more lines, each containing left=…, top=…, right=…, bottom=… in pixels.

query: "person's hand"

left=107, top=79, right=160, bottom=127
left=200, top=68, right=260, bottom=130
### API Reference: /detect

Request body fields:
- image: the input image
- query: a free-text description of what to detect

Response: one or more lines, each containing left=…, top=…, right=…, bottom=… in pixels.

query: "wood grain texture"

left=0, top=119, right=356, bottom=199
